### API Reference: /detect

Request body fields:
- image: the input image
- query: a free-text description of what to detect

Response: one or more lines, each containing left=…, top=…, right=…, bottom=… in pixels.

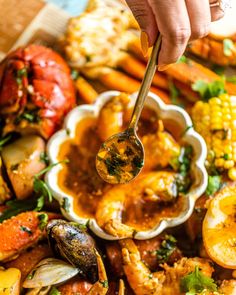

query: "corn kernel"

left=228, top=167, right=236, bottom=180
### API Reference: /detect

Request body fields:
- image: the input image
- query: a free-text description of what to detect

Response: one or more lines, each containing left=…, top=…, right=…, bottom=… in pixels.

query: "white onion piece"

left=23, top=258, right=79, bottom=288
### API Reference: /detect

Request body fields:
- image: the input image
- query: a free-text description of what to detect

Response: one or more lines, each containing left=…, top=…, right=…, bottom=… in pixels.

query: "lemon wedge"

left=203, top=185, right=236, bottom=269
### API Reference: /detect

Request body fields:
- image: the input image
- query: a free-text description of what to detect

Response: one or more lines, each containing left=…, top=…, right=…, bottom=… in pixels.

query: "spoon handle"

left=129, top=34, right=162, bottom=131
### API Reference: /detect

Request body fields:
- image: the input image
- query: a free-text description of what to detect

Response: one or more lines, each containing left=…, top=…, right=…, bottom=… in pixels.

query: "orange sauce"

left=57, top=117, right=110, bottom=218
left=57, top=107, right=186, bottom=230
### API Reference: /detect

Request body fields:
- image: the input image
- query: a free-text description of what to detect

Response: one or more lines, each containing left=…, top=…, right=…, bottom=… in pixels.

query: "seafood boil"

left=1, top=0, right=236, bottom=294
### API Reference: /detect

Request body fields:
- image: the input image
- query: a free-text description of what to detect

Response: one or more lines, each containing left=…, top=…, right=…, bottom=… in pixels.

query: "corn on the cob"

left=191, top=94, right=236, bottom=180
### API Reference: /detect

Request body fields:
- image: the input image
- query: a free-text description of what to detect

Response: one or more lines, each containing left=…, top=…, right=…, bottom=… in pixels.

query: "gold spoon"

left=96, top=34, right=162, bottom=184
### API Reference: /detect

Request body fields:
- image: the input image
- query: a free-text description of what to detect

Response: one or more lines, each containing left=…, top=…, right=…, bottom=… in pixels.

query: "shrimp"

left=119, top=239, right=164, bottom=295
left=141, top=122, right=180, bottom=171
left=96, top=171, right=177, bottom=238
left=96, top=93, right=130, bottom=142
left=218, top=280, right=236, bottom=295
left=119, top=239, right=215, bottom=295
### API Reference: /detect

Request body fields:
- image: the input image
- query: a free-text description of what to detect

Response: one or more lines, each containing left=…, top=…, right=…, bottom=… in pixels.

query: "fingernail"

left=140, top=31, right=149, bottom=57
left=158, top=64, right=173, bottom=71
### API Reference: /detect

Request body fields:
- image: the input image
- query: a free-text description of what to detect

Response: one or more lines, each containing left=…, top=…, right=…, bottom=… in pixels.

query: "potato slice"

left=1, top=135, right=46, bottom=199
left=203, top=185, right=236, bottom=269
left=0, top=267, right=21, bottom=295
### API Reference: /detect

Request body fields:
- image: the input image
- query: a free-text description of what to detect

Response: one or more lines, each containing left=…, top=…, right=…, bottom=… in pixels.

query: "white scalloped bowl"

left=45, top=91, right=208, bottom=240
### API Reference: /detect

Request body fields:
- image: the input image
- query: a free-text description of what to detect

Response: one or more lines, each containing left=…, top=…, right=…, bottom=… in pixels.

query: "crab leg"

left=0, top=212, right=59, bottom=261
left=87, top=250, right=108, bottom=295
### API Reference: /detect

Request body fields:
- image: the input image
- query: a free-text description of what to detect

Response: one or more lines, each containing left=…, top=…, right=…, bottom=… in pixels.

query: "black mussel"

left=47, top=219, right=98, bottom=283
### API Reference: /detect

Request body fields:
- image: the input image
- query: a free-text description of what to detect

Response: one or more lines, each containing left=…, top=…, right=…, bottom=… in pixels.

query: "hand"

left=126, top=0, right=225, bottom=69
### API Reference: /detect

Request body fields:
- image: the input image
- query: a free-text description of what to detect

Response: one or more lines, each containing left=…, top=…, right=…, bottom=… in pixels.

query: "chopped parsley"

left=100, top=280, right=108, bottom=288
left=177, top=55, right=188, bottom=64
left=211, top=65, right=225, bottom=76
left=38, top=213, right=48, bottom=230
left=0, top=198, right=36, bottom=223
left=33, top=160, right=69, bottom=211
left=62, top=197, right=70, bottom=212
left=223, top=39, right=235, bottom=57
left=0, top=134, right=12, bottom=149
left=155, top=235, right=177, bottom=263
left=71, top=69, right=80, bottom=81
left=15, top=109, right=40, bottom=124
left=49, top=287, right=61, bottom=295
left=192, top=80, right=226, bottom=101
left=40, top=152, right=49, bottom=165
left=170, top=146, right=193, bottom=194
left=15, top=67, right=27, bottom=85
left=169, top=81, right=180, bottom=104
left=34, top=178, right=53, bottom=211
left=180, top=266, right=218, bottom=294
left=205, top=175, right=222, bottom=196
left=20, top=226, right=32, bottom=235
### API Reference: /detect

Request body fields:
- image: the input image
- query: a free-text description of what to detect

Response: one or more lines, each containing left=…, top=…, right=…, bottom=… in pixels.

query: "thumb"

left=126, top=0, right=158, bottom=46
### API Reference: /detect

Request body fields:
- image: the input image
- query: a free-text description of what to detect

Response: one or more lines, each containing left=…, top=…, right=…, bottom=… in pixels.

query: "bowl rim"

left=45, top=90, right=208, bottom=240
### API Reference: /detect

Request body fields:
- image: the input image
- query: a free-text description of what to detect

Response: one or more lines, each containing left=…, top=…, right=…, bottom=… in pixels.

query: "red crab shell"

left=0, top=45, right=76, bottom=139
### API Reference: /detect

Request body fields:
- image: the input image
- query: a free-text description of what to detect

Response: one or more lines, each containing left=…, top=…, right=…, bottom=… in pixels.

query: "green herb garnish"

left=155, top=235, right=177, bottom=263
left=177, top=55, right=188, bottom=64
left=180, top=266, right=218, bottom=295
left=15, top=68, right=27, bottom=85
left=0, top=134, right=12, bottom=149
left=34, top=178, right=53, bottom=211
left=169, top=81, right=180, bottom=104
left=171, top=146, right=193, bottom=194
left=226, top=76, right=236, bottom=84
left=100, top=280, right=108, bottom=288
left=71, top=69, right=80, bottom=80
left=0, top=199, right=36, bottom=223
left=192, top=80, right=226, bottom=101
left=223, top=39, right=235, bottom=57
left=33, top=160, right=69, bottom=211
left=211, top=65, right=225, bottom=76
left=206, top=175, right=222, bottom=196
left=62, top=197, right=70, bottom=212
left=40, top=152, right=49, bottom=165
left=38, top=213, right=48, bottom=230
left=49, top=287, right=61, bottom=295
left=15, top=109, right=40, bottom=124
left=20, top=226, right=32, bottom=235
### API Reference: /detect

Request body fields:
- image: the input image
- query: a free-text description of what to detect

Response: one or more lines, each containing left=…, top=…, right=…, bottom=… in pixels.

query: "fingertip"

left=157, top=44, right=183, bottom=68
left=211, top=8, right=225, bottom=21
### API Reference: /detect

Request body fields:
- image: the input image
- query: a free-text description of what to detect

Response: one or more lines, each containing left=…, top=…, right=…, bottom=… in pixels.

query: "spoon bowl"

left=96, top=129, right=144, bottom=184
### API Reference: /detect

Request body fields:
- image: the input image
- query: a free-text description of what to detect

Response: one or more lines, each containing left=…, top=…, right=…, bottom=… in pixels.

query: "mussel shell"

left=47, top=220, right=98, bottom=283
